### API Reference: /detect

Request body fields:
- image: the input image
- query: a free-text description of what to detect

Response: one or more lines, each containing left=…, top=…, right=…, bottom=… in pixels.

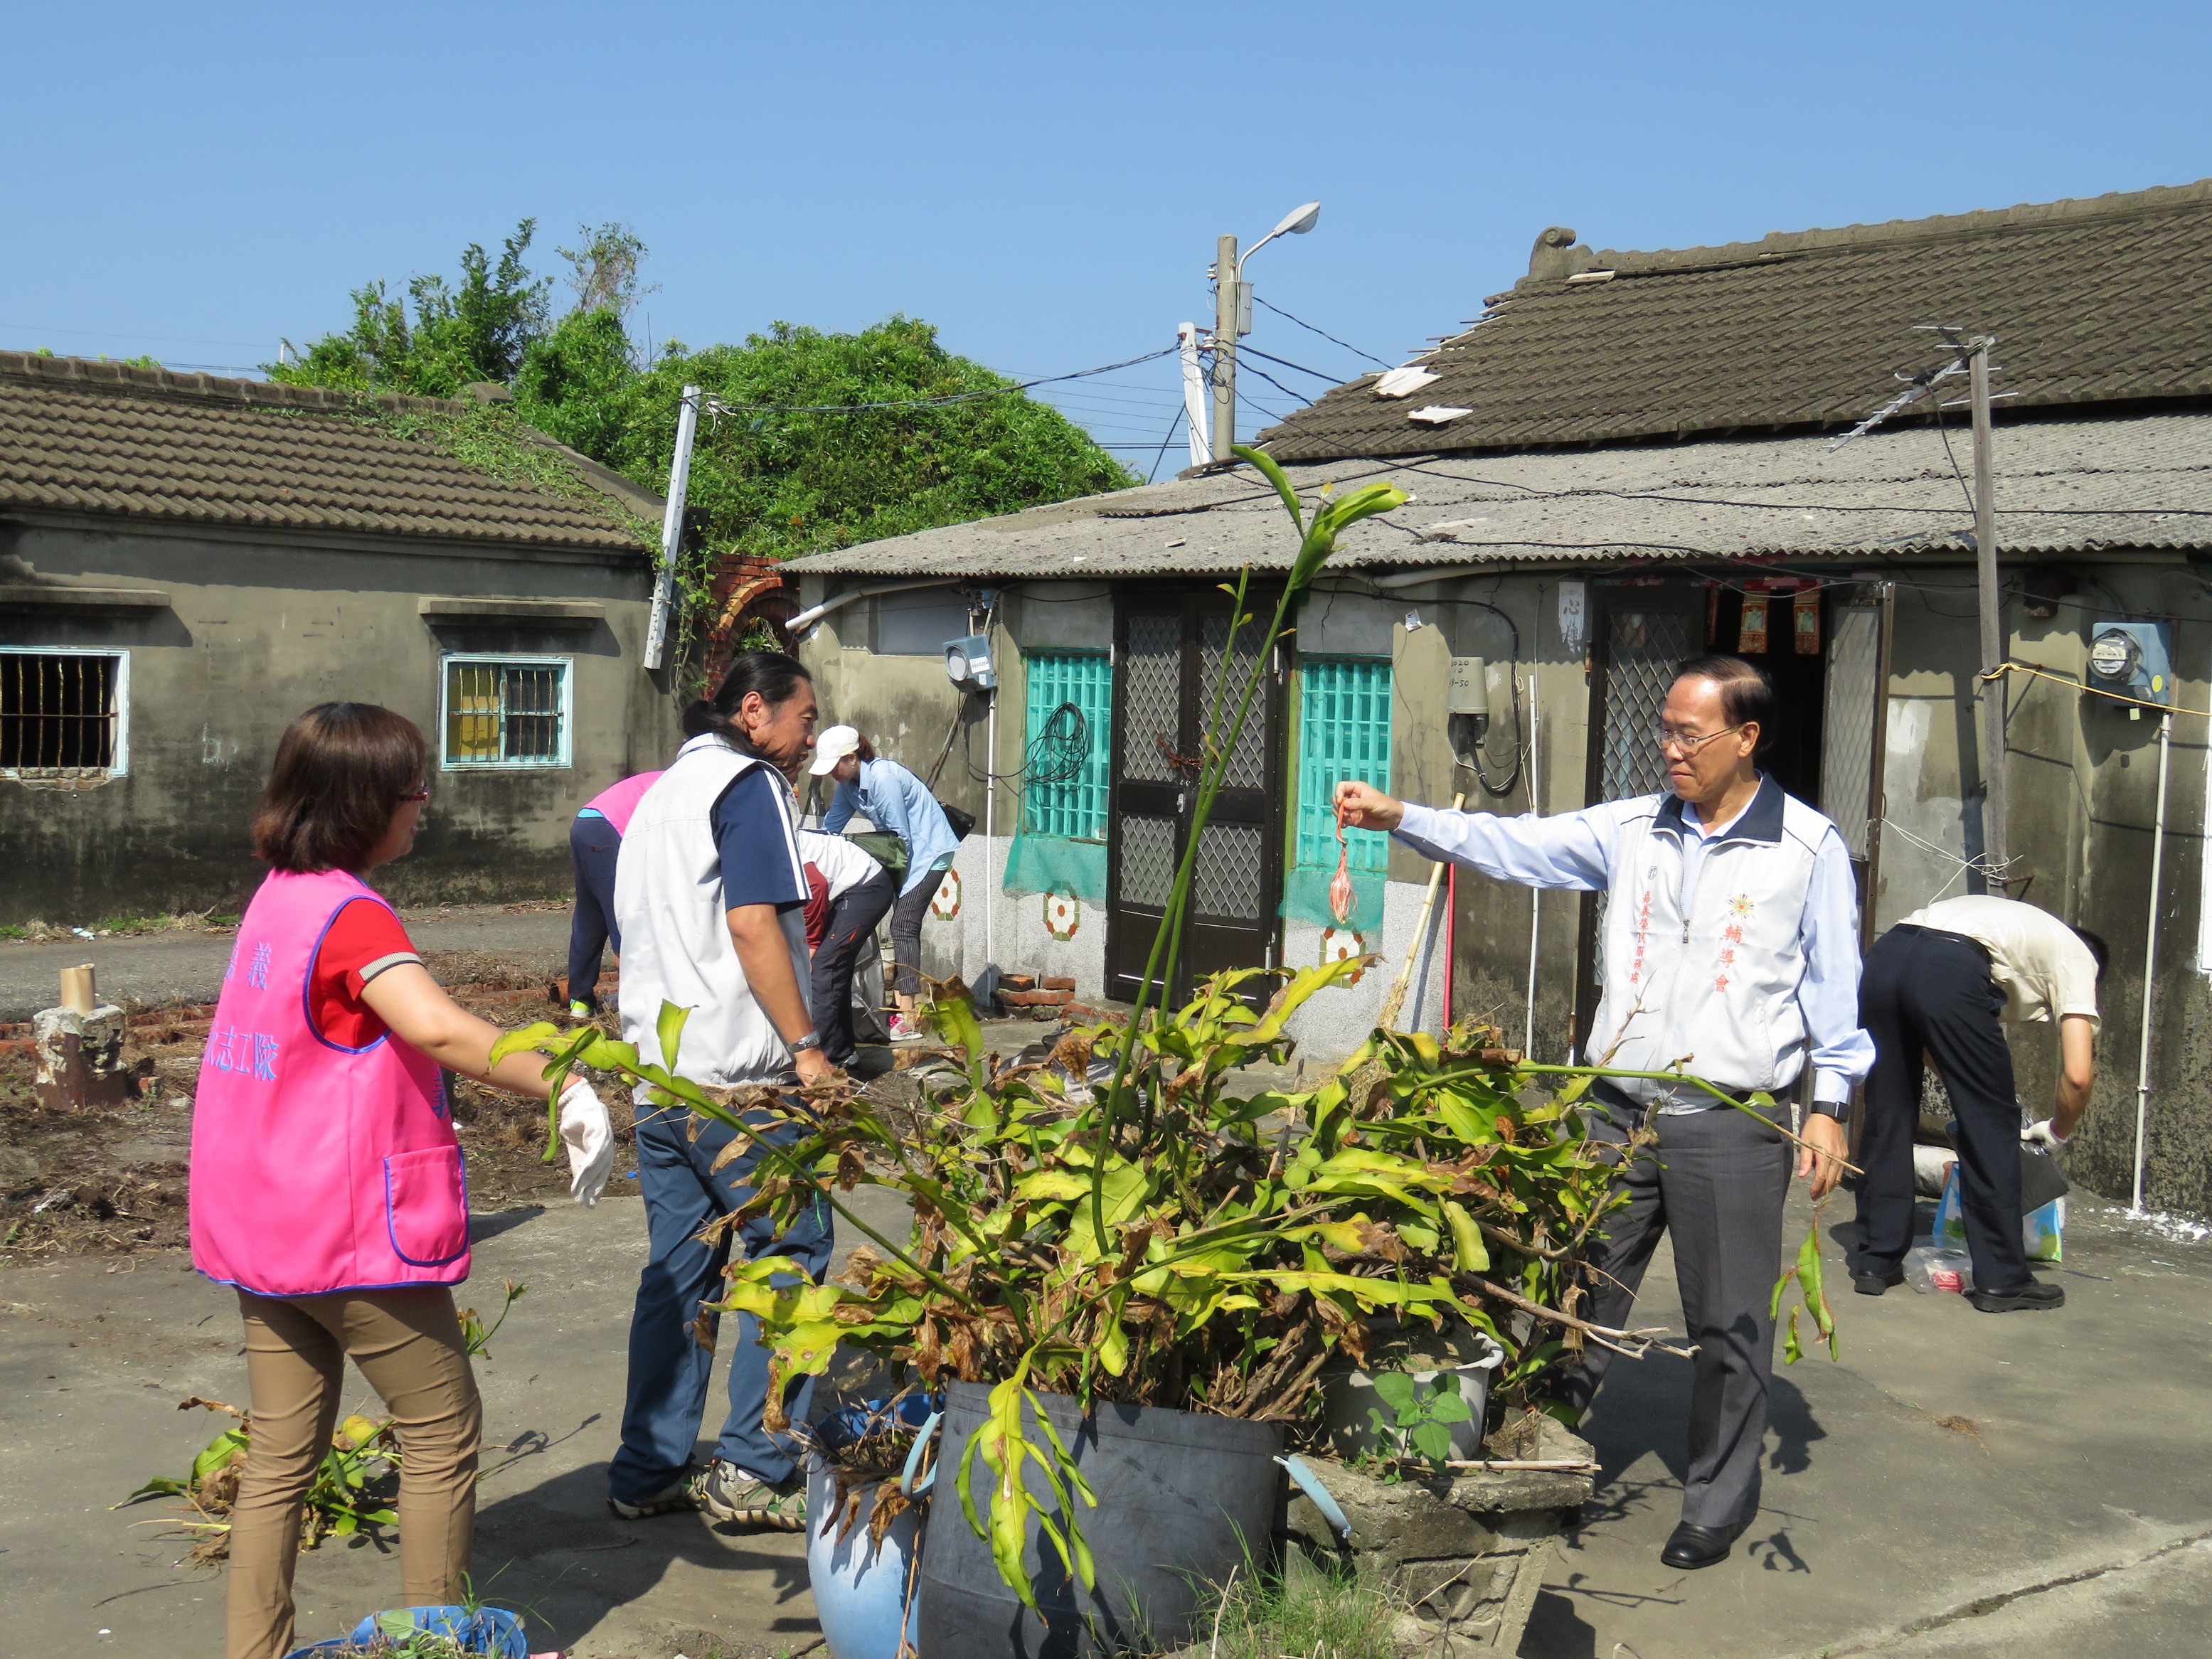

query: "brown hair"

left=251, top=703, right=429, bottom=873
left=851, top=734, right=877, bottom=763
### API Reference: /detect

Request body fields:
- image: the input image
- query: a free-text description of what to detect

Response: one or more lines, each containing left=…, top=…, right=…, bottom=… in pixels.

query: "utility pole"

left=644, top=385, right=701, bottom=671
left=1178, top=322, right=1211, bottom=470
left=1211, top=235, right=1239, bottom=463
left=1970, top=338, right=2006, bottom=881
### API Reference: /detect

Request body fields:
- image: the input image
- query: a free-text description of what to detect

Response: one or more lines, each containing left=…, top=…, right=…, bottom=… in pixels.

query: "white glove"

left=2022, top=1119, right=2070, bottom=1152
left=558, top=1079, right=616, bottom=1206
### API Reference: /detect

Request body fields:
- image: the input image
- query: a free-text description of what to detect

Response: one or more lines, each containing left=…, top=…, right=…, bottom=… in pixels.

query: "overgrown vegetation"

left=270, top=218, right=1135, bottom=586
left=1196, top=1559, right=1404, bottom=1659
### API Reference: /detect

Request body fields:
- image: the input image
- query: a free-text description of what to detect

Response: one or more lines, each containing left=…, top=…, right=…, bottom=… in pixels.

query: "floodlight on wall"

left=945, top=633, right=997, bottom=691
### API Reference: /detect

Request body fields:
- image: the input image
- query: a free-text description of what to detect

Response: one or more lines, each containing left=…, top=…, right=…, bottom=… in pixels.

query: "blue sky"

left=5, top=1, right=2208, bottom=466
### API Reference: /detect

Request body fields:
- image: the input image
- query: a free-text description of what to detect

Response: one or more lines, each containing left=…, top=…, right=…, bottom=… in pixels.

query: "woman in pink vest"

left=192, top=703, right=616, bottom=1659
left=568, top=768, right=664, bottom=1017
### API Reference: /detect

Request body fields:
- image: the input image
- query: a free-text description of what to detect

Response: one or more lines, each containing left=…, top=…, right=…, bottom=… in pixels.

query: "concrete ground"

left=0, top=904, right=572, bottom=1021
left=3, top=1183, right=915, bottom=1659
left=1522, top=1188, right=2212, bottom=1659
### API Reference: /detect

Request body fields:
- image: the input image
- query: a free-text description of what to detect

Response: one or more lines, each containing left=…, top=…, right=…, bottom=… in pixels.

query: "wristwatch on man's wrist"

left=787, top=1030, right=825, bottom=1055
left=1809, top=1099, right=1850, bottom=1121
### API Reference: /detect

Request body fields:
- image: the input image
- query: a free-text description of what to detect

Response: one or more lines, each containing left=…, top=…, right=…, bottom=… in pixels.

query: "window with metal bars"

left=1021, top=651, right=1112, bottom=838
left=440, top=656, right=572, bottom=769
left=1295, top=657, right=1391, bottom=873
left=1, top=649, right=127, bottom=777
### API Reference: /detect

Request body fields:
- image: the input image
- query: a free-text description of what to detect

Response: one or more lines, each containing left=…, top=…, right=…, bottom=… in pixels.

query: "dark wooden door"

left=1105, top=589, right=1285, bottom=1005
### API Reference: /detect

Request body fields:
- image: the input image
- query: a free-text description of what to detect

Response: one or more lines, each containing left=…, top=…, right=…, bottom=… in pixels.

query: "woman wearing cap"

left=798, top=828, right=894, bottom=1068
left=191, top=702, right=614, bottom=1659
left=812, top=725, right=960, bottom=1042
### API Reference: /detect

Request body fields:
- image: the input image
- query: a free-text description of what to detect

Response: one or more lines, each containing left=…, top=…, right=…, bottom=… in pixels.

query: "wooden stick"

left=1377, top=789, right=1466, bottom=1032
left=1442, top=1458, right=1598, bottom=1472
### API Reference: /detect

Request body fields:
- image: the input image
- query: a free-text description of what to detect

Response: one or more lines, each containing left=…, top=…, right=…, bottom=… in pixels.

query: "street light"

left=1211, top=201, right=1322, bottom=463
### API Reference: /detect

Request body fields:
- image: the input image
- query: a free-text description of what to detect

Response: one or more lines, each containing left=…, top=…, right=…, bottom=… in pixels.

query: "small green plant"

left=459, top=1279, right=527, bottom=1359
left=1363, top=1372, right=1472, bottom=1469
left=117, top=1397, right=400, bottom=1558
left=1197, top=1558, right=1403, bottom=1659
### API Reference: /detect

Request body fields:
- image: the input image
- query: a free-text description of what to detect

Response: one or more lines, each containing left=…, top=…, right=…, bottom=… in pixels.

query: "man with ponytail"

left=605, top=653, right=837, bottom=1530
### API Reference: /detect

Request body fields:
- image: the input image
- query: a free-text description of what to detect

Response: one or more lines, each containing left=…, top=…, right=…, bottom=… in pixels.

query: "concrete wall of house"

left=0, top=519, right=673, bottom=923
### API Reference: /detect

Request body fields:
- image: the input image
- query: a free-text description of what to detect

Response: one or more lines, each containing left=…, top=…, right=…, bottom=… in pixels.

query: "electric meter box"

left=1447, top=656, right=1490, bottom=718
left=2085, top=620, right=2171, bottom=705
left=944, top=633, right=996, bottom=691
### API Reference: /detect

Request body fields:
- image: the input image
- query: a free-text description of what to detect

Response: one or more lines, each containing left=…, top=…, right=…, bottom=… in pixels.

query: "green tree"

left=275, top=223, right=1137, bottom=581
left=273, top=220, right=552, bottom=398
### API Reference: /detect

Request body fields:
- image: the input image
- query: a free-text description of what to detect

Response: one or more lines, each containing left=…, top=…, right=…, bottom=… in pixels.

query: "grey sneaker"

left=693, top=1458, right=807, bottom=1530
left=607, top=1466, right=701, bottom=1520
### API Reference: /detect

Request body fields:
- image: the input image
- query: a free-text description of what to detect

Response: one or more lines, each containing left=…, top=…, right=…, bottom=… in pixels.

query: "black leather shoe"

left=1853, top=1265, right=1905, bottom=1296
left=1968, top=1280, right=2065, bottom=1313
left=1660, top=1520, right=1743, bottom=1570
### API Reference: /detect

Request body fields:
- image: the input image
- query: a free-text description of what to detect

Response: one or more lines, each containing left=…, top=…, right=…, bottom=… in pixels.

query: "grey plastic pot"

left=917, top=1381, right=1284, bottom=1659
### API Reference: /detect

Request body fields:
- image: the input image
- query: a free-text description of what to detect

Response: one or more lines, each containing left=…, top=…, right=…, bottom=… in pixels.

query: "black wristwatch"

left=1809, top=1099, right=1849, bottom=1121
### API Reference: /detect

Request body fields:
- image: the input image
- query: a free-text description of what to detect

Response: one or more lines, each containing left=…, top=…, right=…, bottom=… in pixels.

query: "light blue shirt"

left=1395, top=781, right=1873, bottom=1107
left=823, top=757, right=961, bottom=897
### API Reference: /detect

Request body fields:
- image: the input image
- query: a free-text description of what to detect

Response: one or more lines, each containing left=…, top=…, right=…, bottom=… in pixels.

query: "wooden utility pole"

left=1211, top=235, right=1239, bottom=463
left=1971, top=338, right=2007, bottom=881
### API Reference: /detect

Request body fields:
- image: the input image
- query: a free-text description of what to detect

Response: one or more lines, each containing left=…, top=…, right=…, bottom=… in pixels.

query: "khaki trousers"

left=227, top=1286, right=482, bottom=1659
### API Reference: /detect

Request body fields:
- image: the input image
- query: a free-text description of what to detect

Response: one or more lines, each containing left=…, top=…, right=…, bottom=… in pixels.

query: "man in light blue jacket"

left=812, top=725, right=962, bottom=1041
left=1336, top=654, right=1868, bottom=1572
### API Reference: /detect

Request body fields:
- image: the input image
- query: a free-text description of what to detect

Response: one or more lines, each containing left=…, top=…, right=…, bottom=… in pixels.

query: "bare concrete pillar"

left=33, top=965, right=134, bottom=1109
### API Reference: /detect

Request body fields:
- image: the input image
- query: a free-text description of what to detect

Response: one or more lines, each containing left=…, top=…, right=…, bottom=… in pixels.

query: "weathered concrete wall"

left=1, top=520, right=672, bottom=923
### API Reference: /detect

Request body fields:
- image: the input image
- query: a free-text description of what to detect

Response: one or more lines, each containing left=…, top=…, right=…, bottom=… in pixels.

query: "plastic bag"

left=1903, top=1243, right=1974, bottom=1294
left=1931, top=1164, right=2065, bottom=1262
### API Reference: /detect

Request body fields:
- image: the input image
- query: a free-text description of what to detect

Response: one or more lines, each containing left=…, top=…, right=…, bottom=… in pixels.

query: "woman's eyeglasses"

left=400, top=786, right=431, bottom=804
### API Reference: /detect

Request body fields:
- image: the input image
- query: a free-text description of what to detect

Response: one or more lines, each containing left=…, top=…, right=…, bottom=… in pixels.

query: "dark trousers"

left=888, top=865, right=949, bottom=998
left=568, top=814, right=622, bottom=1010
left=607, top=1098, right=834, bottom=1503
left=1855, top=924, right=2032, bottom=1293
left=811, top=873, right=896, bottom=1065
left=1560, top=1088, right=1792, bottom=1532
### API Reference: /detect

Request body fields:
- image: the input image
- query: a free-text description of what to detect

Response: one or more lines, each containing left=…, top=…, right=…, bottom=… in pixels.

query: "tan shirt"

left=1902, top=896, right=2101, bottom=1031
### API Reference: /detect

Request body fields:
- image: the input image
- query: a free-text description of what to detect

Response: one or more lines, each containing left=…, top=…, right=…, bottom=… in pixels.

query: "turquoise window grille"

left=1294, top=656, right=1392, bottom=890
left=1022, top=651, right=1112, bottom=840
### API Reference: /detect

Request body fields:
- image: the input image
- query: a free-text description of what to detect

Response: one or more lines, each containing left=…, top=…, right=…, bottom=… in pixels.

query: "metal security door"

left=1819, top=581, right=1895, bottom=942
left=1106, top=591, right=1285, bottom=1004
left=1573, top=584, right=1708, bottom=1055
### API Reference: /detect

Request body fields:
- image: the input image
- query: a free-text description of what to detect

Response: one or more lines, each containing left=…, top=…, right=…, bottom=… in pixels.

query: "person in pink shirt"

left=568, top=769, right=664, bottom=1017
left=192, top=703, right=617, bottom=1659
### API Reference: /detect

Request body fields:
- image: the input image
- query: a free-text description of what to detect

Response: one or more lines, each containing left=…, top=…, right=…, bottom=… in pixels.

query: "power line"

left=705, top=344, right=1180, bottom=416
left=1234, top=341, right=1349, bottom=384
left=1146, top=407, right=1186, bottom=486
left=1251, top=294, right=1393, bottom=369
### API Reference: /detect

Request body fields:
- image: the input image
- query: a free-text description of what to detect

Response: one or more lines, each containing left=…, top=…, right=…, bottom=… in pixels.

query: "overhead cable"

left=704, top=344, right=1180, bottom=416
left=1251, top=294, right=1395, bottom=369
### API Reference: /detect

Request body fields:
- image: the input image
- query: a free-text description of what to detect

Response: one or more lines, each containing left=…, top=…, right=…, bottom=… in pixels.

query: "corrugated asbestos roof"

left=780, top=410, right=2212, bottom=580
left=0, top=352, right=656, bottom=554
left=1256, top=179, right=2212, bottom=462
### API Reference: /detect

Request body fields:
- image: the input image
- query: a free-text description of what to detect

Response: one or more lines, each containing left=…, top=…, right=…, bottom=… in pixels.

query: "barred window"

left=1295, top=657, right=1391, bottom=874
left=441, top=656, right=571, bottom=769
left=1021, top=651, right=1112, bottom=839
left=1, top=649, right=128, bottom=779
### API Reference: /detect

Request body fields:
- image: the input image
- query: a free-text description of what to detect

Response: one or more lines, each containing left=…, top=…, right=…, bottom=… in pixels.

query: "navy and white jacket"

left=1394, top=775, right=1873, bottom=1114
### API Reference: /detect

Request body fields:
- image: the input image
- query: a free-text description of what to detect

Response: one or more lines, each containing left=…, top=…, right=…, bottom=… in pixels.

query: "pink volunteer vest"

left=584, top=770, right=664, bottom=837
left=190, top=869, right=469, bottom=1296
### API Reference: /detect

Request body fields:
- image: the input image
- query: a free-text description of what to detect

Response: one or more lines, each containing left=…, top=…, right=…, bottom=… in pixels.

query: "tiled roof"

left=0, top=352, right=656, bottom=555
left=1257, top=179, right=2212, bottom=462
left=780, top=410, right=2212, bottom=580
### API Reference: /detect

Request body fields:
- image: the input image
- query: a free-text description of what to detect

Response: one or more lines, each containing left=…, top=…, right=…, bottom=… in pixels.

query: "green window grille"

left=1022, top=651, right=1112, bottom=839
left=1296, top=657, right=1392, bottom=873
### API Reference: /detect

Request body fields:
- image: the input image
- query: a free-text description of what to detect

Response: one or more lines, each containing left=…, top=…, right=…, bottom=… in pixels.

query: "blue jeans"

left=607, top=1097, right=834, bottom=1503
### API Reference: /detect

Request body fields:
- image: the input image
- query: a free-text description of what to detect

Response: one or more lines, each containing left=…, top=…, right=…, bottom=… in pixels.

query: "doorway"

left=1105, top=588, right=1287, bottom=1005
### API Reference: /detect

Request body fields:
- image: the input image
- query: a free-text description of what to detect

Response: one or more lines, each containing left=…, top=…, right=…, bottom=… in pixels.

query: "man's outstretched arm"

left=1334, top=780, right=1617, bottom=892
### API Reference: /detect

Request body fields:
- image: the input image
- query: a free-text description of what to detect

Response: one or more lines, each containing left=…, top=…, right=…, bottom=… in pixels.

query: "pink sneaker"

left=887, top=1013, right=926, bottom=1043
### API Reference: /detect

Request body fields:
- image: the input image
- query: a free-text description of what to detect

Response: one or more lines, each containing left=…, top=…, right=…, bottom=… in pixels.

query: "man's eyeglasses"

left=1650, top=723, right=1745, bottom=757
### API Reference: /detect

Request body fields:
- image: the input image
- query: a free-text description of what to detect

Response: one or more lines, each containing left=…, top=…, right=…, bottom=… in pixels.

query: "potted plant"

left=491, top=448, right=1843, bottom=1657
